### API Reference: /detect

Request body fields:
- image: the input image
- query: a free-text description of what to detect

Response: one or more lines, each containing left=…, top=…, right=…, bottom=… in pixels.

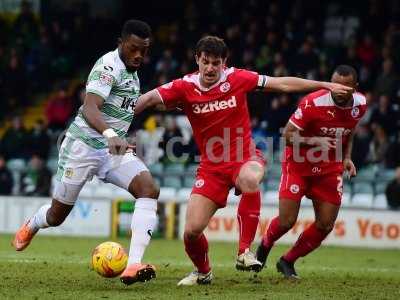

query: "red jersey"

left=286, top=89, right=367, bottom=176
left=157, top=68, right=264, bottom=168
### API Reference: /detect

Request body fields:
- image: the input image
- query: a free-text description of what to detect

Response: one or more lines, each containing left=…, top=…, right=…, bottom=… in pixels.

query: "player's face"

left=196, top=52, right=226, bottom=87
left=331, top=72, right=357, bottom=106
left=120, top=34, right=150, bottom=72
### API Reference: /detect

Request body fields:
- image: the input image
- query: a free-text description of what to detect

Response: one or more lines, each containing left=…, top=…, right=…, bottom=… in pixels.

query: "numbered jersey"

left=66, top=49, right=139, bottom=149
left=286, top=89, right=367, bottom=176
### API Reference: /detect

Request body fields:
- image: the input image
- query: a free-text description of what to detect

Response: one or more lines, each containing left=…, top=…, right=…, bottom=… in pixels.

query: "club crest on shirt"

left=351, top=107, right=360, bottom=118
left=290, top=184, right=300, bottom=194
left=195, top=179, right=205, bottom=188
left=294, top=108, right=303, bottom=120
left=220, top=82, right=230, bottom=93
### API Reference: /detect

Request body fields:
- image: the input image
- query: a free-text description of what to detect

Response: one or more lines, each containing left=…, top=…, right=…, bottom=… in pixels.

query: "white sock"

left=128, top=198, right=157, bottom=265
left=28, top=204, right=51, bottom=232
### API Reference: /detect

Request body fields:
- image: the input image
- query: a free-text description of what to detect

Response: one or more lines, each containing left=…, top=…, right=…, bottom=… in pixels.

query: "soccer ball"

left=91, top=241, right=128, bottom=278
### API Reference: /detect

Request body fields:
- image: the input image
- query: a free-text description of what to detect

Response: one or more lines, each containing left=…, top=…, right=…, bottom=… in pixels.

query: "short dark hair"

left=333, top=65, right=358, bottom=83
left=195, top=35, right=228, bottom=59
left=121, top=19, right=152, bottom=39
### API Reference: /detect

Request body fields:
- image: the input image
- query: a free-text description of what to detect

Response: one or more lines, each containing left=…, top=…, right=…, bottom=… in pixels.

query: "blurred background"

left=0, top=0, right=399, bottom=222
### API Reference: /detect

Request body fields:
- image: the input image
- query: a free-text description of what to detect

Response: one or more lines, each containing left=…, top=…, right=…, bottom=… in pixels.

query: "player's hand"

left=324, top=82, right=354, bottom=96
left=310, top=137, right=337, bottom=151
left=343, top=158, right=357, bottom=178
left=107, top=136, right=133, bottom=155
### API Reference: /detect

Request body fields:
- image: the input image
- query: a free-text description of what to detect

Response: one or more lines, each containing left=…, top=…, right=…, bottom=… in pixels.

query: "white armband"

left=102, top=128, right=118, bottom=138
left=257, top=75, right=269, bottom=88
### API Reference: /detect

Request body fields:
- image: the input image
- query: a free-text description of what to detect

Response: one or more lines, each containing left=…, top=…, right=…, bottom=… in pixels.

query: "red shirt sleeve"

left=235, top=69, right=259, bottom=92
left=289, top=96, right=315, bottom=130
left=156, top=79, right=185, bottom=110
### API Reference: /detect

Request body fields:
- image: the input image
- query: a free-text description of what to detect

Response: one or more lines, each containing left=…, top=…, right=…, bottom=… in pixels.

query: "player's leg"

left=256, top=164, right=305, bottom=269
left=257, top=198, right=301, bottom=268
left=178, top=193, right=219, bottom=286
left=178, top=169, right=230, bottom=286
left=234, top=160, right=265, bottom=271
left=13, top=137, right=89, bottom=251
left=280, top=174, right=341, bottom=279
left=101, top=154, right=159, bottom=285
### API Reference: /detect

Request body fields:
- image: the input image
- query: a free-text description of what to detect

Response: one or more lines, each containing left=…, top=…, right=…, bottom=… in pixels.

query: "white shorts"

left=53, top=136, right=148, bottom=205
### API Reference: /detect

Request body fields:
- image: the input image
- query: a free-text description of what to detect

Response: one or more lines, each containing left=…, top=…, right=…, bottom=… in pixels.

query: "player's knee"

left=315, top=221, right=334, bottom=234
left=279, top=215, right=296, bottom=231
left=132, top=180, right=160, bottom=199
left=237, top=173, right=260, bottom=192
left=184, top=226, right=203, bottom=241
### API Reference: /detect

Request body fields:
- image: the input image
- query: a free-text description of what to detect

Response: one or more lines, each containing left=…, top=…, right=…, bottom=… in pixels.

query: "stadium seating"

left=163, top=176, right=182, bottom=189
left=373, top=194, right=389, bottom=209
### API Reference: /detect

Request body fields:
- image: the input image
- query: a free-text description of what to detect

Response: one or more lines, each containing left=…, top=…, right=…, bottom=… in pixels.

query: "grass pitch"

left=0, top=234, right=399, bottom=300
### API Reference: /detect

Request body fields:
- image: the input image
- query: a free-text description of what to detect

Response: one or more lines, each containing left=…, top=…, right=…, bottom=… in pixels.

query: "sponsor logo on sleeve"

left=99, top=72, right=113, bottom=86
left=294, top=108, right=303, bottom=120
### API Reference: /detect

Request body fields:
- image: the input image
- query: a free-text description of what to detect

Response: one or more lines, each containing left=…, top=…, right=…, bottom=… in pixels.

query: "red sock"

left=262, top=216, right=290, bottom=249
left=283, top=222, right=329, bottom=263
left=184, top=233, right=211, bottom=274
left=237, top=191, right=261, bottom=255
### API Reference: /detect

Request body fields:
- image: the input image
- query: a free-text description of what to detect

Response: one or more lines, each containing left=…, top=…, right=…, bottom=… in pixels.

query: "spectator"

left=28, top=120, right=51, bottom=160
left=0, top=116, right=29, bottom=160
left=0, top=155, right=13, bottom=195
left=385, top=167, right=400, bottom=210
left=351, top=125, right=371, bottom=169
left=160, top=116, right=184, bottom=163
left=20, top=154, right=52, bottom=197
left=369, top=94, right=398, bottom=137
left=368, top=124, right=389, bottom=166
left=374, top=59, right=399, bottom=98
left=45, top=83, right=73, bottom=131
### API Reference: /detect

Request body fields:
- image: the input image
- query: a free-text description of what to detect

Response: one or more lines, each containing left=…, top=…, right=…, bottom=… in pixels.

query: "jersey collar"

left=184, top=67, right=234, bottom=92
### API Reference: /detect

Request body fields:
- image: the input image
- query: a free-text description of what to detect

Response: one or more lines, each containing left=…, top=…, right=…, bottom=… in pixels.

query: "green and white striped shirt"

left=66, top=49, right=140, bottom=149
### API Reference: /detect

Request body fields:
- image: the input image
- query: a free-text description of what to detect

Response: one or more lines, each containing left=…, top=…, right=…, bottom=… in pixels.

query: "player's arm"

left=135, top=80, right=183, bottom=115
left=134, top=89, right=165, bottom=115
left=259, top=75, right=353, bottom=95
left=283, top=121, right=337, bottom=151
left=82, top=93, right=131, bottom=155
left=343, top=131, right=357, bottom=177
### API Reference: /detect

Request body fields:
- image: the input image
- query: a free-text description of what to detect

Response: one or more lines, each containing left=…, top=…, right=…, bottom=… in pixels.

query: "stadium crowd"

left=0, top=0, right=399, bottom=208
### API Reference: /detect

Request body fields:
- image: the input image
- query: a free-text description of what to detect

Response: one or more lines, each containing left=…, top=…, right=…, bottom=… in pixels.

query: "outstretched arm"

left=134, top=89, right=165, bottom=115
left=260, top=75, right=353, bottom=95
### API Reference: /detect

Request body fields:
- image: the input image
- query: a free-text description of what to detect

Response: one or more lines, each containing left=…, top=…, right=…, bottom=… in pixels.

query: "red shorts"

left=279, top=163, right=343, bottom=206
left=191, top=150, right=265, bottom=207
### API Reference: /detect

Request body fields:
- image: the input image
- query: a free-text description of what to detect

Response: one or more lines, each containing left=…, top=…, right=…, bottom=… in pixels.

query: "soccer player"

left=256, top=65, right=366, bottom=279
left=13, top=20, right=158, bottom=285
left=134, top=36, right=353, bottom=285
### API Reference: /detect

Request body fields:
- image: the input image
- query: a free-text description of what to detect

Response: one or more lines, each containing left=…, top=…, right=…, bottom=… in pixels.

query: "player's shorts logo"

left=195, top=179, right=205, bottom=188
left=351, top=107, right=360, bottom=118
left=64, top=168, right=74, bottom=179
left=290, top=184, right=300, bottom=194
left=220, top=82, right=230, bottom=93
left=294, top=108, right=303, bottom=119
